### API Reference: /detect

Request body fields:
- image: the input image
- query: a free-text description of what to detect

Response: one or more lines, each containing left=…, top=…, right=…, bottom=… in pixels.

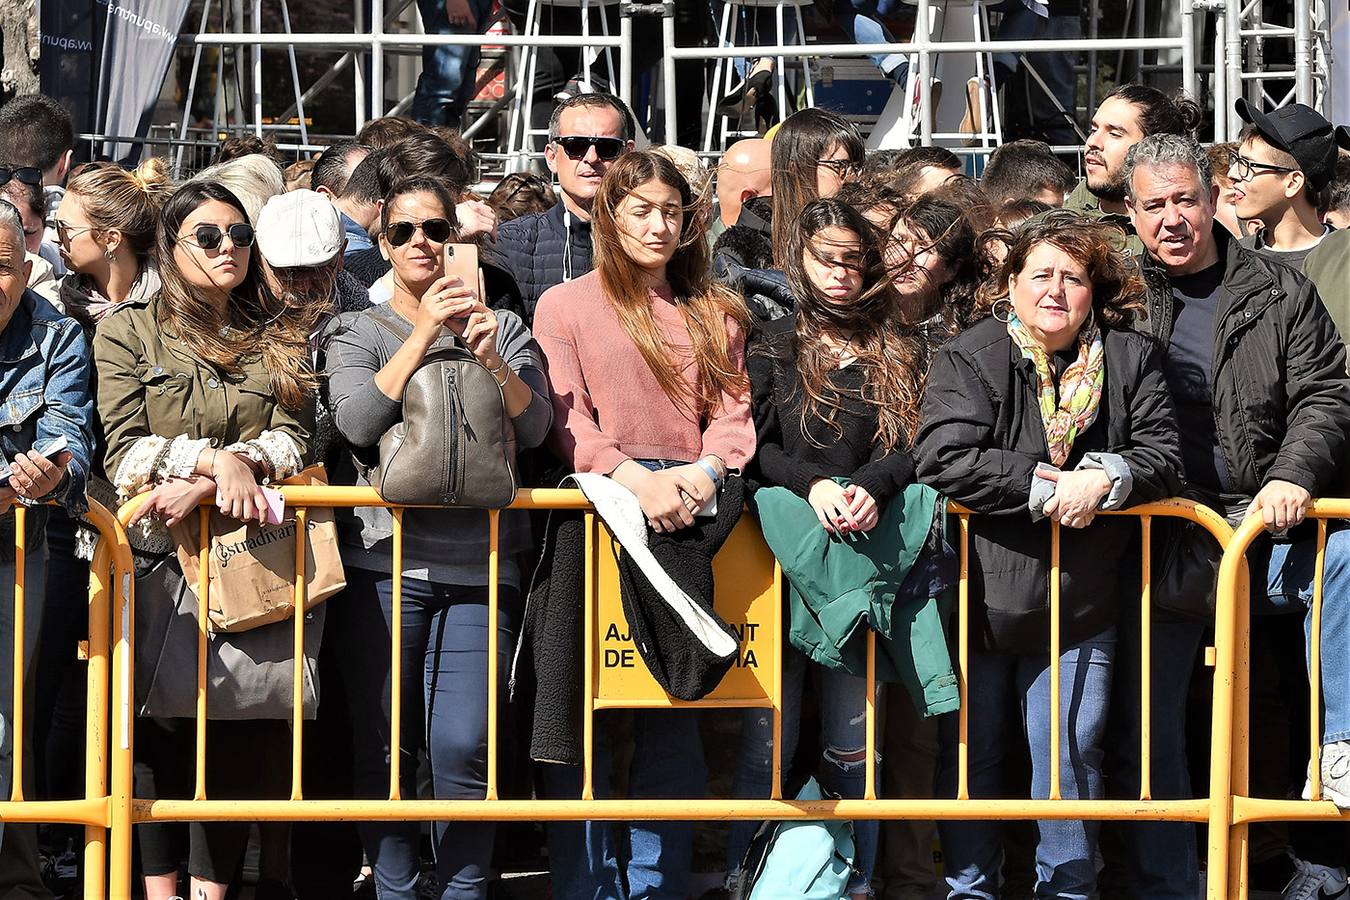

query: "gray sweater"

left=322, top=306, right=552, bottom=586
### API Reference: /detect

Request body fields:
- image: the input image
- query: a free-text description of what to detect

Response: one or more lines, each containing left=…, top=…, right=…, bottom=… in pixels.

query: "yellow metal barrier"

left=103, top=488, right=1237, bottom=898
left=1212, top=501, right=1350, bottom=900
left=0, top=500, right=134, bottom=900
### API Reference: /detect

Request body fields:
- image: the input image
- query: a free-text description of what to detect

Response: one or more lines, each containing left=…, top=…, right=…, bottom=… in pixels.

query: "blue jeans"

left=540, top=709, right=707, bottom=900
left=341, top=566, right=518, bottom=900
left=990, top=0, right=1080, bottom=145
left=832, top=0, right=907, bottom=83
left=1104, top=616, right=1204, bottom=899
left=937, top=629, right=1116, bottom=900
left=725, top=648, right=878, bottom=894
left=1253, top=528, right=1350, bottom=743
left=411, top=0, right=497, bottom=127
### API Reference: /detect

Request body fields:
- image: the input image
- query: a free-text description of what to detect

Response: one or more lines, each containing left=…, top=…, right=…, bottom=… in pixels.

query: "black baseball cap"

left=1337, top=124, right=1350, bottom=152
left=1236, top=99, right=1338, bottom=190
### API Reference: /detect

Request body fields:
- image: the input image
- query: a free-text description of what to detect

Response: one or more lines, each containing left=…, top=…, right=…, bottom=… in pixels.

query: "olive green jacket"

left=92, top=293, right=312, bottom=493
left=1303, top=229, right=1350, bottom=346
left=1063, top=177, right=1147, bottom=262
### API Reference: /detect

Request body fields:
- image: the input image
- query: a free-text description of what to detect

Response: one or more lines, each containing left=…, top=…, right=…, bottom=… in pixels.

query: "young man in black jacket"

left=1124, top=132, right=1350, bottom=897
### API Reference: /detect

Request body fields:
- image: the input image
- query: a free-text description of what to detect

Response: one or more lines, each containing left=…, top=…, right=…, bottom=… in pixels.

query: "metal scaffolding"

left=156, top=0, right=1333, bottom=170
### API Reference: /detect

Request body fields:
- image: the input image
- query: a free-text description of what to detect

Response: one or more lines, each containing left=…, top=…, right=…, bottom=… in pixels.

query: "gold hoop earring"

left=103, top=248, right=116, bottom=262
left=992, top=299, right=1014, bottom=323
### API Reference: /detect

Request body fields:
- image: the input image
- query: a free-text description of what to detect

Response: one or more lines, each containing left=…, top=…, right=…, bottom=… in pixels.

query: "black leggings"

left=134, top=717, right=291, bottom=883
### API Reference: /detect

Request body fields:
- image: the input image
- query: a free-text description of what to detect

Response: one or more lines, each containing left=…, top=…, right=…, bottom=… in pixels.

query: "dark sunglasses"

left=554, top=136, right=626, bottom=161
left=180, top=223, right=255, bottom=251
left=384, top=217, right=454, bottom=247
left=0, top=167, right=41, bottom=187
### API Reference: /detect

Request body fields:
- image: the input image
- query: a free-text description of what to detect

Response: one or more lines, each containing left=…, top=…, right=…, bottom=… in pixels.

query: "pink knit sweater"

left=533, top=270, right=755, bottom=475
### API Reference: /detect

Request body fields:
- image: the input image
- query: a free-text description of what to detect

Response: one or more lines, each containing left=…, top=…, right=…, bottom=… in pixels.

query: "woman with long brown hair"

left=725, top=197, right=927, bottom=898
left=532, top=149, right=754, bottom=900
left=769, top=108, right=866, bottom=268
left=93, top=180, right=315, bottom=900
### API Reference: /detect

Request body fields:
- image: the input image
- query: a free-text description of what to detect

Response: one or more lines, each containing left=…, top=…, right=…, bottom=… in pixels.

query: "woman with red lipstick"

left=915, top=212, right=1182, bottom=899
left=723, top=197, right=927, bottom=899
left=93, top=180, right=316, bottom=900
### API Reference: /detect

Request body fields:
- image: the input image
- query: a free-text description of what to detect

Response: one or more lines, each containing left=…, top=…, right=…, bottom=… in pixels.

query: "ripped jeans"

left=726, top=647, right=878, bottom=895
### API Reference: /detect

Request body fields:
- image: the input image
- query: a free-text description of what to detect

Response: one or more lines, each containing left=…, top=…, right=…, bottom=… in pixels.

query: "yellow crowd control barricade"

left=0, top=500, right=134, bottom=900
left=1210, top=500, right=1350, bottom=900
left=102, top=488, right=1238, bottom=897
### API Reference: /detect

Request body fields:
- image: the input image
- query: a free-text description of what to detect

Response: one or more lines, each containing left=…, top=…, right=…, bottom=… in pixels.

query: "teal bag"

left=738, top=777, right=858, bottom=900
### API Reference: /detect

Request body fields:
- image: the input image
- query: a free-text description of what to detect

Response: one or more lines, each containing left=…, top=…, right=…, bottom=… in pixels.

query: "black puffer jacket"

left=495, top=200, right=593, bottom=324
left=916, top=316, right=1182, bottom=653
left=1138, top=224, right=1350, bottom=499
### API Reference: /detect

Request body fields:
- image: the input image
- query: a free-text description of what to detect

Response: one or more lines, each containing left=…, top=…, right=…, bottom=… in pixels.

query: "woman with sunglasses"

left=531, top=149, right=753, bottom=900
left=93, top=181, right=316, bottom=900
left=769, top=109, right=865, bottom=269
left=725, top=198, right=932, bottom=900
left=322, top=175, right=551, bottom=900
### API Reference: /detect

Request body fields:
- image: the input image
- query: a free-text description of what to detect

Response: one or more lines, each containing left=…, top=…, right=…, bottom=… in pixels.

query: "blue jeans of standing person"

left=540, top=456, right=708, bottom=900
left=412, top=0, right=497, bottom=127
left=341, top=565, right=518, bottom=900
left=1104, top=615, right=1205, bottom=899
left=990, top=0, right=1080, bottom=145
left=725, top=647, right=879, bottom=895
left=1252, top=527, right=1350, bottom=744
left=937, top=628, right=1116, bottom=900
left=832, top=0, right=907, bottom=83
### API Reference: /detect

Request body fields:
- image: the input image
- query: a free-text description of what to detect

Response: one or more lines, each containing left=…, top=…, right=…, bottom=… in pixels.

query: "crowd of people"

left=0, top=81, right=1347, bottom=900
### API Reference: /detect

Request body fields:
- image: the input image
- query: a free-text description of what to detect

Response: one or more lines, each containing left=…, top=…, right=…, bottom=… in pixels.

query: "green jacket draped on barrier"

left=754, top=481, right=960, bottom=718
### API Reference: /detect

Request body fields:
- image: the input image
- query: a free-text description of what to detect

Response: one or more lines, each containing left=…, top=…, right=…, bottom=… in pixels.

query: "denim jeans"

left=411, top=0, right=498, bottom=127
left=540, top=709, right=707, bottom=900
left=990, top=0, right=1080, bottom=145
left=1103, top=616, right=1204, bottom=899
left=937, top=628, right=1116, bottom=900
left=0, top=539, right=46, bottom=859
left=1253, top=528, right=1350, bottom=744
left=725, top=647, right=879, bottom=894
left=831, top=0, right=907, bottom=82
left=340, top=565, right=519, bottom=900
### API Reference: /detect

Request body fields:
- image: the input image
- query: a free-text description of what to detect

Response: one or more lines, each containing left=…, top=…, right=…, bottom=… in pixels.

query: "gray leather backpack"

left=366, top=305, right=519, bottom=507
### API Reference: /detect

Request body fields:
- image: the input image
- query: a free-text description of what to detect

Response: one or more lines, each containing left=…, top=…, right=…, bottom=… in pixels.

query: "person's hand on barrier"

left=1040, top=468, right=1112, bottom=529
left=666, top=463, right=716, bottom=514
left=843, top=484, right=879, bottom=533
left=454, top=200, right=496, bottom=241
left=212, top=452, right=269, bottom=523
left=808, top=478, right=861, bottom=536
left=128, top=477, right=217, bottom=529
left=1247, top=479, right=1312, bottom=532
left=612, top=460, right=700, bottom=533
left=9, top=449, right=71, bottom=502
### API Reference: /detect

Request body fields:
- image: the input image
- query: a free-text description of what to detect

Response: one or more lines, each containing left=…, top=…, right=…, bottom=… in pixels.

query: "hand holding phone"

left=261, top=486, right=286, bottom=526
left=1, top=436, right=69, bottom=488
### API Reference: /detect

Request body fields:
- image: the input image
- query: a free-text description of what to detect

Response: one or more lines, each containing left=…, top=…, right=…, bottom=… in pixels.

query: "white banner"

left=94, top=0, right=192, bottom=163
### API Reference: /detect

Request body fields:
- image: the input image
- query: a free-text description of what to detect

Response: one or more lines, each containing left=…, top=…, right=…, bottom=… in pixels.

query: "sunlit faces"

left=545, top=104, right=632, bottom=211
left=1084, top=97, right=1147, bottom=201
left=381, top=192, right=453, bottom=290
left=0, top=229, right=31, bottom=333
left=1009, top=242, right=1094, bottom=352
left=614, top=178, right=684, bottom=274
left=802, top=225, right=864, bottom=304
left=1, top=193, right=43, bottom=256
left=53, top=191, right=107, bottom=274
left=815, top=142, right=860, bottom=198
left=172, top=198, right=250, bottom=297
left=887, top=219, right=954, bottom=309
left=1127, top=163, right=1219, bottom=275
left=1229, top=136, right=1304, bottom=221
left=910, top=165, right=961, bottom=198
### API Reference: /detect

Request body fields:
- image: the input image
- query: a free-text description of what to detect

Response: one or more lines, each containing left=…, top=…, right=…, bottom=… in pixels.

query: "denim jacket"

left=0, top=290, right=95, bottom=527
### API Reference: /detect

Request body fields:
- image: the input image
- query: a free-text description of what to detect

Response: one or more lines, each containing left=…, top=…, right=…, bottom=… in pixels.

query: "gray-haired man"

left=1124, top=131, right=1350, bottom=898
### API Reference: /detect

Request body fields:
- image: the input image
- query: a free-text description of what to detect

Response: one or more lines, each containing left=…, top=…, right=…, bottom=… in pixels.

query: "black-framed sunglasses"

left=1227, top=150, right=1297, bottom=182
left=0, top=167, right=41, bottom=188
left=179, top=223, right=255, bottom=251
left=816, top=158, right=861, bottom=178
left=384, top=217, right=454, bottom=247
left=553, top=135, right=626, bottom=161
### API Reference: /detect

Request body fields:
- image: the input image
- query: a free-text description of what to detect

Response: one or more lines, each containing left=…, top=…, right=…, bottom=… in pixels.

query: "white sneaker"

left=1302, top=740, right=1350, bottom=808
left=1282, top=850, right=1349, bottom=900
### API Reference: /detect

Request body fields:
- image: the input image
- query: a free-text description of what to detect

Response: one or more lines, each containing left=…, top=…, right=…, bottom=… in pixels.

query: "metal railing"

left=95, top=487, right=1247, bottom=897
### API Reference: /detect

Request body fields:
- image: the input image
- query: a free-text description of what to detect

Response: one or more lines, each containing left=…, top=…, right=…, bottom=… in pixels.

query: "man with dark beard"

left=1065, top=85, right=1203, bottom=260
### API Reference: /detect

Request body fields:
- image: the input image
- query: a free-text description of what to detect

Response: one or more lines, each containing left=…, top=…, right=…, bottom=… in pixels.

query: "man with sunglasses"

left=1229, top=99, right=1350, bottom=343
left=495, top=92, right=635, bottom=324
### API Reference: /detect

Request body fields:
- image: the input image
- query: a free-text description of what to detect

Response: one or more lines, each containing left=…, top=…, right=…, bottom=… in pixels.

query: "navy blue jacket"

left=494, top=200, right=593, bottom=325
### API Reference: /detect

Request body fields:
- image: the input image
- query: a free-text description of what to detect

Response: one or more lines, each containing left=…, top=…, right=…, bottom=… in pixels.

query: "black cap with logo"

left=1235, top=98, right=1338, bottom=191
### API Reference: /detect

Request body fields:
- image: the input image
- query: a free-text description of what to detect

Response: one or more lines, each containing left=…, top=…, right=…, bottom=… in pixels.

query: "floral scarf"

left=1007, top=310, right=1105, bottom=467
